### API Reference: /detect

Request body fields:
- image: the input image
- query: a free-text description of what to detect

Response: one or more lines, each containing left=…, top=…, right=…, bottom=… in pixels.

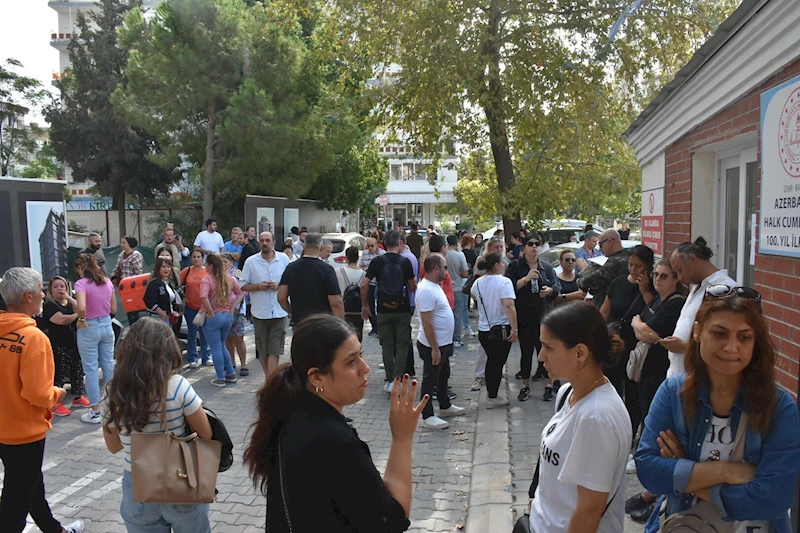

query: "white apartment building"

left=375, top=144, right=458, bottom=229
left=49, top=0, right=157, bottom=197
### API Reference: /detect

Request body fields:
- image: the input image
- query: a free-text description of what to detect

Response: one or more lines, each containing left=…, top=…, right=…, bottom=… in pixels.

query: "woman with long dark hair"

left=181, top=249, right=211, bottom=368
left=112, top=236, right=144, bottom=325
left=471, top=252, right=518, bottom=409
left=200, top=254, right=241, bottom=387
left=43, top=276, right=88, bottom=416
left=74, top=253, right=116, bottom=424
left=144, top=256, right=181, bottom=326
left=244, top=314, right=427, bottom=532
left=102, top=318, right=213, bottom=532
left=527, top=302, right=631, bottom=533
left=634, top=289, right=800, bottom=532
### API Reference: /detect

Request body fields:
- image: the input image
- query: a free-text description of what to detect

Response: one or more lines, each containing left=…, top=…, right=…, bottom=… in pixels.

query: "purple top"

left=401, top=248, right=419, bottom=308
left=74, top=277, right=114, bottom=319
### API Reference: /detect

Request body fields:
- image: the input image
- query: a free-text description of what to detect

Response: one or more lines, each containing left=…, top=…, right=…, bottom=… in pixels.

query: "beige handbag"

left=659, top=413, right=749, bottom=533
left=192, top=310, right=206, bottom=327
left=130, top=400, right=222, bottom=504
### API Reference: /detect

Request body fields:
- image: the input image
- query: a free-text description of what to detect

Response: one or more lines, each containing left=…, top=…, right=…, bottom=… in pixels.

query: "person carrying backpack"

left=361, top=230, right=417, bottom=394
left=337, top=246, right=367, bottom=341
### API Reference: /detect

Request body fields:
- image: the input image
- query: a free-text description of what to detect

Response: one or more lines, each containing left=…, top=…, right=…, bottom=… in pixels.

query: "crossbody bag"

left=476, top=278, right=512, bottom=342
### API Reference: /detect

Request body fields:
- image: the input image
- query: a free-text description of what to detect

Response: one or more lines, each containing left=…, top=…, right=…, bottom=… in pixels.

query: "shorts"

left=253, top=316, right=288, bottom=357
left=227, top=312, right=248, bottom=338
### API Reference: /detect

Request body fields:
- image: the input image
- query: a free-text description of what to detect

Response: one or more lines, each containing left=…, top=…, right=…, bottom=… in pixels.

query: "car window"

left=349, top=236, right=367, bottom=251
left=330, top=240, right=346, bottom=253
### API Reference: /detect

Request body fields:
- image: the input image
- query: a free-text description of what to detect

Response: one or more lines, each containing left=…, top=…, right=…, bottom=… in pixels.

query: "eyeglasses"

left=562, top=257, right=576, bottom=263
left=598, top=238, right=613, bottom=246
left=525, top=241, right=540, bottom=247
left=705, top=285, right=761, bottom=302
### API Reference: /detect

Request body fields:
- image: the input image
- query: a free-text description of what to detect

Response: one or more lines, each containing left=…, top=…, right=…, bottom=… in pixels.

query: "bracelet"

left=77, top=318, right=86, bottom=322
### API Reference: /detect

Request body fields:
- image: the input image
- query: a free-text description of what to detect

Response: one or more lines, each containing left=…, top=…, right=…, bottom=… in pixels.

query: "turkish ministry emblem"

left=779, top=86, right=800, bottom=177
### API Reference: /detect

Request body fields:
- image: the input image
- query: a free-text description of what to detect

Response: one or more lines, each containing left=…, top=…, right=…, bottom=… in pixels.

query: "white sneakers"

left=470, top=378, right=485, bottom=391
left=80, top=410, right=101, bottom=424
left=424, top=416, right=450, bottom=429
left=453, top=340, right=464, bottom=348
left=188, top=360, right=201, bottom=369
left=439, top=405, right=465, bottom=417
left=626, top=454, right=637, bottom=474
left=464, top=327, right=477, bottom=337
left=487, top=397, right=510, bottom=409
left=383, top=381, right=394, bottom=394
left=63, top=520, right=85, bottom=533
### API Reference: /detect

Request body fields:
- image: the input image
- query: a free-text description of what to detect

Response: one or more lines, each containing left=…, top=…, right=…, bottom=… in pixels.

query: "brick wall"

left=663, top=56, right=800, bottom=395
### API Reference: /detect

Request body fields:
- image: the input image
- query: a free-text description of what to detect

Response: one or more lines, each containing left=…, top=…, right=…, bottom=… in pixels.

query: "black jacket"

left=505, top=259, right=562, bottom=319
left=143, top=278, right=179, bottom=315
left=268, top=391, right=409, bottom=533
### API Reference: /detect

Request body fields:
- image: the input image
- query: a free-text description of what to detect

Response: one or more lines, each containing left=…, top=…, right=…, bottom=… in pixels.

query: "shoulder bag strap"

left=475, top=278, right=490, bottom=320
left=731, top=412, right=749, bottom=462
left=528, top=386, right=573, bottom=500
left=278, top=439, right=293, bottom=532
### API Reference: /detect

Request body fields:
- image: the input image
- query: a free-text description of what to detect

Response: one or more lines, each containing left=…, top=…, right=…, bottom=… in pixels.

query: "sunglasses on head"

left=705, top=284, right=762, bottom=302
left=525, top=241, right=540, bottom=247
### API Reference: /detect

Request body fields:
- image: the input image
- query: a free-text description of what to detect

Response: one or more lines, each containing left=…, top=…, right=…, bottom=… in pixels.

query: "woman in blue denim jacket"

left=634, top=288, right=800, bottom=533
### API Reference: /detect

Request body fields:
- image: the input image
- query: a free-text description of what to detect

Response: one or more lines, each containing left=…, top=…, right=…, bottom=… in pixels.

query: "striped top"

left=105, top=374, right=203, bottom=472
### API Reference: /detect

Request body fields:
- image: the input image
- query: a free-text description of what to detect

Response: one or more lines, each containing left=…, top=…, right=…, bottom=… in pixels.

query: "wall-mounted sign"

left=641, top=188, right=664, bottom=256
left=760, top=73, right=800, bottom=257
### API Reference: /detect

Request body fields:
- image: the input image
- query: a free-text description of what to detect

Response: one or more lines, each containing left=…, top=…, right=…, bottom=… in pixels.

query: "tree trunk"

left=482, top=0, right=521, bottom=241
left=203, top=98, right=216, bottom=223
left=116, top=188, right=127, bottom=239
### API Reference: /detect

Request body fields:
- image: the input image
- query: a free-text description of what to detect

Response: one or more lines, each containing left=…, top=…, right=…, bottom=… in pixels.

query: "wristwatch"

left=562, top=294, right=567, bottom=302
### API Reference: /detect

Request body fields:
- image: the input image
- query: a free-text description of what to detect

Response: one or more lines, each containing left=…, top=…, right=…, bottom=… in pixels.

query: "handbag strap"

left=278, top=439, right=293, bottom=533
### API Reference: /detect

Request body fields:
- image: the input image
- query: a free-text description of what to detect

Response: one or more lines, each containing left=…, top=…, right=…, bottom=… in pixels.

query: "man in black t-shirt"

left=239, top=225, right=259, bottom=269
left=278, top=233, right=344, bottom=324
left=360, top=230, right=417, bottom=391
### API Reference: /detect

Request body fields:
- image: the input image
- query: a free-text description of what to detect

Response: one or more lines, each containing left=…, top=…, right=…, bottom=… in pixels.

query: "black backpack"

left=340, top=269, right=364, bottom=314
left=377, top=255, right=407, bottom=311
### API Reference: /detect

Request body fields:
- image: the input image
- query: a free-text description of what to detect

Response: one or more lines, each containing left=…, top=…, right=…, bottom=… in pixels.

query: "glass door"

left=716, top=149, right=757, bottom=285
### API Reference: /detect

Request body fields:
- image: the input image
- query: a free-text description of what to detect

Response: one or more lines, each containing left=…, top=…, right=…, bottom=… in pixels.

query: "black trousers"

left=417, top=342, right=453, bottom=418
left=608, top=367, right=642, bottom=443
left=367, top=285, right=378, bottom=331
left=405, top=306, right=416, bottom=376
left=53, top=344, right=84, bottom=397
left=478, top=330, right=512, bottom=398
left=638, top=375, right=665, bottom=431
left=518, top=320, right=542, bottom=379
left=0, top=439, right=62, bottom=533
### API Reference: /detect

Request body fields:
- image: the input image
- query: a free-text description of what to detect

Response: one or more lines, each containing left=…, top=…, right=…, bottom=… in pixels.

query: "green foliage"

left=145, top=209, right=203, bottom=246
left=68, top=219, right=88, bottom=233
left=45, top=0, right=181, bottom=236
left=0, top=59, right=47, bottom=176
left=21, top=144, right=61, bottom=180
left=307, top=143, right=388, bottom=214
left=333, top=0, right=739, bottom=224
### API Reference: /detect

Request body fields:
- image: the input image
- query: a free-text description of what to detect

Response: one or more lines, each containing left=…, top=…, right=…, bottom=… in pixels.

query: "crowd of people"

left=1, top=218, right=799, bottom=533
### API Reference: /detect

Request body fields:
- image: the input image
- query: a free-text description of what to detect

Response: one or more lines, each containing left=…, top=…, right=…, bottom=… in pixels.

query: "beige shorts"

left=253, top=316, right=288, bottom=357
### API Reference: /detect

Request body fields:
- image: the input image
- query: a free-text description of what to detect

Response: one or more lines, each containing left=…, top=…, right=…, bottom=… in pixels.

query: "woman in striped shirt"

left=102, top=318, right=213, bottom=532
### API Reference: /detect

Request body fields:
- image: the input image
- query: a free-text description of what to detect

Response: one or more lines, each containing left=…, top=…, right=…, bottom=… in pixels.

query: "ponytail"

left=244, top=363, right=304, bottom=495
left=244, top=314, right=356, bottom=495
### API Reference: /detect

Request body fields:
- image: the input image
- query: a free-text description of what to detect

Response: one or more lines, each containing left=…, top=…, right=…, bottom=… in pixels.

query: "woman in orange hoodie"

left=0, top=267, right=85, bottom=533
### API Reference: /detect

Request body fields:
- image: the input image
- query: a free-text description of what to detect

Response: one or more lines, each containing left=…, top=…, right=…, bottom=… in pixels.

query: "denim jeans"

left=459, top=289, right=470, bottom=331
left=76, top=315, right=115, bottom=405
left=120, top=470, right=210, bottom=533
left=203, top=312, right=235, bottom=380
left=183, top=306, right=209, bottom=363
left=452, top=291, right=464, bottom=342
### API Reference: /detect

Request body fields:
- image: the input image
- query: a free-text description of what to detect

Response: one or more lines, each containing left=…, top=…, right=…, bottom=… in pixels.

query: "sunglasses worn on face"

left=525, top=241, right=540, bottom=247
left=598, top=238, right=611, bottom=246
left=705, top=284, right=762, bottom=302
left=654, top=272, right=672, bottom=280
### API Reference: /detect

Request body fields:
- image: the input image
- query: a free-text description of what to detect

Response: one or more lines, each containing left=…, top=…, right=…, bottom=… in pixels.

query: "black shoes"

left=625, top=493, right=649, bottom=513
left=626, top=493, right=656, bottom=522
left=518, top=387, right=531, bottom=402
left=515, top=370, right=526, bottom=379
left=542, top=386, right=554, bottom=402
left=531, top=369, right=547, bottom=381
left=630, top=503, right=656, bottom=522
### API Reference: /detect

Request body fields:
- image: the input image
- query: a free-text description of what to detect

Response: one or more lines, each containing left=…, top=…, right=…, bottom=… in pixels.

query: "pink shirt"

left=74, top=277, right=114, bottom=319
left=199, top=274, right=241, bottom=314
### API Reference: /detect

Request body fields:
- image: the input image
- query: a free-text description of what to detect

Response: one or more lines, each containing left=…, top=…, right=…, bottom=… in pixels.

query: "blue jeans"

left=459, top=288, right=470, bottom=331
left=452, top=290, right=465, bottom=342
left=203, top=312, right=235, bottom=380
left=183, top=307, right=209, bottom=363
left=76, top=315, right=115, bottom=406
left=120, top=470, right=210, bottom=533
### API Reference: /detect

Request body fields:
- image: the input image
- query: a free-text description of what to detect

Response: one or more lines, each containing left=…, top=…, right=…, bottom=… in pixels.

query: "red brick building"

left=624, top=0, right=800, bottom=395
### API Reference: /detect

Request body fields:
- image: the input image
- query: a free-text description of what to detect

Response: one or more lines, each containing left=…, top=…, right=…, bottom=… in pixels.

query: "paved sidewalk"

left=3, top=313, right=648, bottom=532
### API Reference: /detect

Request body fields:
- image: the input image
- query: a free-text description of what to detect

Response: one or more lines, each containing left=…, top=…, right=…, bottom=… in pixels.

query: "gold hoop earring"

left=315, top=386, right=324, bottom=394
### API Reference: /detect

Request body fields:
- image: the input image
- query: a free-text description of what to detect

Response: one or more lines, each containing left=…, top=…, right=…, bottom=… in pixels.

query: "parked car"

left=322, top=232, right=369, bottom=264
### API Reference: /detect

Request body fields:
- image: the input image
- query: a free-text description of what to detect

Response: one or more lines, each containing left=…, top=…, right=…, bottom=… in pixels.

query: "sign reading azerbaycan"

left=761, top=73, right=800, bottom=257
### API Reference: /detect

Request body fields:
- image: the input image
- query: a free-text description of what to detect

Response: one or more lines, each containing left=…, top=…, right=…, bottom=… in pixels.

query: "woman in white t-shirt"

left=471, top=252, right=518, bottom=409
left=529, top=302, right=631, bottom=533
left=102, top=318, right=214, bottom=533
left=337, top=246, right=367, bottom=341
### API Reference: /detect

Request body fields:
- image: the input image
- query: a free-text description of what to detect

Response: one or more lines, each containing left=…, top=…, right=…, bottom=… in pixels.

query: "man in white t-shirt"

left=416, top=253, right=464, bottom=430
left=662, top=237, right=736, bottom=378
left=193, top=218, right=225, bottom=261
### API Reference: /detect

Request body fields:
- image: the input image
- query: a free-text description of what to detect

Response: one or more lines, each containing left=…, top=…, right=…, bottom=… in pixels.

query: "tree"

left=46, top=0, right=180, bottom=236
left=307, top=142, right=388, bottom=213
left=333, top=0, right=739, bottom=236
left=21, top=144, right=61, bottom=179
left=0, top=59, right=47, bottom=176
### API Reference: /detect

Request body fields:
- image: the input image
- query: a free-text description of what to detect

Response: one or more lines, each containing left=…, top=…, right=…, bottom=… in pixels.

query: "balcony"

left=50, top=32, right=75, bottom=49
